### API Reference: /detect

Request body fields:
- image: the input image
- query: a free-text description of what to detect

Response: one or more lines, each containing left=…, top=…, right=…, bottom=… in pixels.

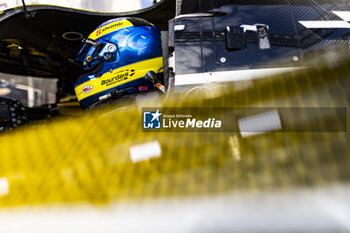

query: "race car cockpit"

left=0, top=0, right=350, bottom=129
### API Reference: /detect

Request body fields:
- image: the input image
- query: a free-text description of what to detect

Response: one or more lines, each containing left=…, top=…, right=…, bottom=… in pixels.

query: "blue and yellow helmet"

left=74, top=17, right=163, bottom=108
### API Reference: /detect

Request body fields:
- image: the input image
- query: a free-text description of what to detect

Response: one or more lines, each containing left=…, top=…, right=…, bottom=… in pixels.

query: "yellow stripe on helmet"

left=88, top=19, right=133, bottom=40
left=75, top=56, right=163, bottom=102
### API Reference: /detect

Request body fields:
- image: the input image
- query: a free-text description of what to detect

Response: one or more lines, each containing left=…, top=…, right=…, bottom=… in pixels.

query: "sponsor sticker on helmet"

left=101, top=69, right=135, bottom=87
left=89, top=20, right=133, bottom=40
left=82, top=85, right=93, bottom=94
left=96, top=29, right=102, bottom=37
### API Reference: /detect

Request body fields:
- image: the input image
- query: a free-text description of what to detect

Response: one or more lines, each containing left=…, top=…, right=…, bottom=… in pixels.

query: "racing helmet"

left=74, top=17, right=163, bottom=108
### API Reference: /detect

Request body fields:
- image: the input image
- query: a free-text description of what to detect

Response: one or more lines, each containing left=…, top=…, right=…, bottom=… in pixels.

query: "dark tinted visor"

left=76, top=38, right=105, bottom=63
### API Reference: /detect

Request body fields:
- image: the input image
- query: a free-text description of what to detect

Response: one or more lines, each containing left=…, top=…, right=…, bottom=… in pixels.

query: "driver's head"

left=74, top=17, right=163, bottom=109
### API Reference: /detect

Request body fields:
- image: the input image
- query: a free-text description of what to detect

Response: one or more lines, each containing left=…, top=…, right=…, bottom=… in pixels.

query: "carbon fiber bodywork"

left=172, top=0, right=350, bottom=76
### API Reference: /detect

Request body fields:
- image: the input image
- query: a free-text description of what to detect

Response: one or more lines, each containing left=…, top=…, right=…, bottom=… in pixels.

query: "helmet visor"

left=76, top=38, right=105, bottom=69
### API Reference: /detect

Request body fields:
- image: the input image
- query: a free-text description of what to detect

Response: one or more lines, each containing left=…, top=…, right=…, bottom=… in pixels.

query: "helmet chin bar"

left=96, top=70, right=166, bottom=105
left=77, top=62, right=103, bottom=80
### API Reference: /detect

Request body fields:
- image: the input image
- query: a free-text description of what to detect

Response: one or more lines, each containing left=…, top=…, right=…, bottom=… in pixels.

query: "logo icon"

left=96, top=29, right=102, bottom=37
left=143, top=110, right=162, bottom=129
left=82, top=85, right=93, bottom=94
